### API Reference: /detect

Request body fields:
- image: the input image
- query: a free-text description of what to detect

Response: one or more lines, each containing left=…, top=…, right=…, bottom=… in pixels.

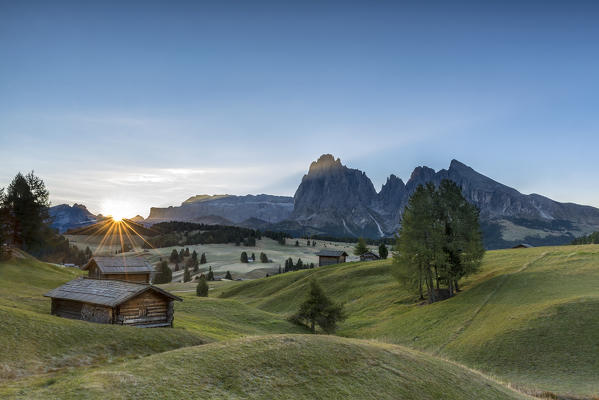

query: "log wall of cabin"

left=51, top=299, right=112, bottom=323
left=100, top=273, right=150, bottom=283
left=318, top=256, right=345, bottom=266
left=116, top=291, right=172, bottom=327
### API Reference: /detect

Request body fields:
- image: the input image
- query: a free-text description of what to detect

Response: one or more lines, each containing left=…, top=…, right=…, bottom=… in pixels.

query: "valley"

left=2, top=244, right=598, bottom=398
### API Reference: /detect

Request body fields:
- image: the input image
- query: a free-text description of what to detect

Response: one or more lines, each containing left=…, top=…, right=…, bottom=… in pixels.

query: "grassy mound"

left=5, top=335, right=529, bottom=400
left=220, top=245, right=599, bottom=397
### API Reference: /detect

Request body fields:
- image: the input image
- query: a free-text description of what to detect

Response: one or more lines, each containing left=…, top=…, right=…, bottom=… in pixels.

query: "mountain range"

left=52, top=154, right=599, bottom=249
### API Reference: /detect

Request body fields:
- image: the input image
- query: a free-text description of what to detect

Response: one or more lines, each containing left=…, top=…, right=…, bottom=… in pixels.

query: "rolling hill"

left=219, top=245, right=599, bottom=397
left=4, top=335, right=530, bottom=400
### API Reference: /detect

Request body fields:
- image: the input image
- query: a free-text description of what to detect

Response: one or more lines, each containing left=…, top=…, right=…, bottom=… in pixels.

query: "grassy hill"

left=4, top=335, right=530, bottom=400
left=220, top=245, right=599, bottom=397
left=0, top=257, right=302, bottom=382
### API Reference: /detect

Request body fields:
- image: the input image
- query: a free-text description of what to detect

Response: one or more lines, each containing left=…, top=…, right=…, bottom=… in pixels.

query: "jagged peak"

left=409, top=165, right=436, bottom=181
left=308, top=154, right=344, bottom=174
left=449, top=159, right=472, bottom=171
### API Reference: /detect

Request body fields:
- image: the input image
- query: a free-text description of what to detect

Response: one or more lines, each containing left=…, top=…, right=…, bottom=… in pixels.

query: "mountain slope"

left=219, top=245, right=599, bottom=397
left=49, top=204, right=97, bottom=233
left=145, top=194, right=294, bottom=225
left=5, top=335, right=530, bottom=400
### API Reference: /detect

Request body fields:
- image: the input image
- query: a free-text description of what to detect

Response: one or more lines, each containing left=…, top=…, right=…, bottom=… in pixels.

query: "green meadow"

left=1, top=244, right=598, bottom=398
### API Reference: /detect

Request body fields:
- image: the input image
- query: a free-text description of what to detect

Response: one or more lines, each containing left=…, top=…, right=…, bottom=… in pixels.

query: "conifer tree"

left=169, top=249, right=179, bottom=263
left=153, top=261, right=172, bottom=284
left=240, top=251, right=248, bottom=263
left=200, top=252, right=207, bottom=264
left=183, top=265, right=191, bottom=282
left=192, top=250, right=198, bottom=261
left=196, top=275, right=208, bottom=297
left=378, top=243, right=388, bottom=259
left=293, top=280, right=346, bottom=333
left=207, top=266, right=214, bottom=281
left=353, top=237, right=368, bottom=256
left=260, top=252, right=268, bottom=263
left=225, top=270, right=233, bottom=280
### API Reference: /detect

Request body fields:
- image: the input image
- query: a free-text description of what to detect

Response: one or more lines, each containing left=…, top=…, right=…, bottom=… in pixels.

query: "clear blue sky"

left=1, top=0, right=598, bottom=217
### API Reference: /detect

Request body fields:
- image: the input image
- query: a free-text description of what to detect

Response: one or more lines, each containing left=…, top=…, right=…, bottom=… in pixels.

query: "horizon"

left=2, top=1, right=599, bottom=216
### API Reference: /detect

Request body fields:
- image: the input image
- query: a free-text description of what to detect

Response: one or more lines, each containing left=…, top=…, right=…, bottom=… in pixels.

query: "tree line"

left=571, top=231, right=599, bottom=245
left=0, top=172, right=90, bottom=264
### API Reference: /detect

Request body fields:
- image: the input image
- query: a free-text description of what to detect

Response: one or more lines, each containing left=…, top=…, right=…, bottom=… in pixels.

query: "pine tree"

left=196, top=275, right=208, bottom=297
left=153, top=261, right=172, bottom=284
left=169, top=249, right=179, bottom=263
left=312, top=240, right=316, bottom=247
left=179, top=248, right=185, bottom=260
left=296, top=258, right=303, bottom=269
left=200, top=252, right=207, bottom=264
left=353, top=237, right=368, bottom=256
left=378, top=243, right=388, bottom=259
left=295, top=240, right=299, bottom=247
left=184, top=247, right=190, bottom=257
left=192, top=250, right=198, bottom=261
left=225, top=270, right=233, bottom=280
left=293, top=280, right=346, bottom=333
left=240, top=251, right=248, bottom=263
left=251, top=252, right=256, bottom=261
left=183, top=265, right=191, bottom=282
left=207, top=266, right=214, bottom=281
left=260, top=252, right=268, bottom=263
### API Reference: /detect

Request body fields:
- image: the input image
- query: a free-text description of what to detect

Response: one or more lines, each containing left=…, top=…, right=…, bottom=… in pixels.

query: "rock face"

left=145, top=194, right=294, bottom=225
left=288, top=156, right=599, bottom=247
left=49, top=204, right=98, bottom=233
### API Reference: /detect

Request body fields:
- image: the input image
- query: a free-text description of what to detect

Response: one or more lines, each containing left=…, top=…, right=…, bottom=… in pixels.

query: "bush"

left=196, top=276, right=208, bottom=297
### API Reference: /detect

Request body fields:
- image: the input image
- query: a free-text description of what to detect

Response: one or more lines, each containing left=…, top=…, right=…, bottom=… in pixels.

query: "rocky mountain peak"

left=307, top=154, right=344, bottom=175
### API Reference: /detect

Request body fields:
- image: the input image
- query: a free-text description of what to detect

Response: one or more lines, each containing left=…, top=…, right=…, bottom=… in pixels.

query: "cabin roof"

left=44, top=277, right=182, bottom=307
left=82, top=256, right=154, bottom=274
left=512, top=243, right=534, bottom=248
left=361, top=251, right=380, bottom=258
left=315, top=250, right=348, bottom=257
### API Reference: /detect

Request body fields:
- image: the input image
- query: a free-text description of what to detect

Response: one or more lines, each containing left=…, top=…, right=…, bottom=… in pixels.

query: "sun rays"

left=69, top=216, right=157, bottom=256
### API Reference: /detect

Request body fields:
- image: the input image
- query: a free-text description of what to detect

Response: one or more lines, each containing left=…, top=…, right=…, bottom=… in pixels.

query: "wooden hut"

left=82, top=256, right=153, bottom=283
left=44, top=277, right=182, bottom=327
left=316, top=250, right=348, bottom=266
left=360, top=251, right=380, bottom=261
left=511, top=243, right=533, bottom=249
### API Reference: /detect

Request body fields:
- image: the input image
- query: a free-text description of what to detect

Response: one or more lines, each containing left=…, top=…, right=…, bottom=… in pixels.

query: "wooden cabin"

left=316, top=250, right=348, bottom=266
left=82, top=256, right=153, bottom=283
left=512, top=243, right=534, bottom=249
left=360, top=251, right=380, bottom=261
left=44, top=277, right=182, bottom=327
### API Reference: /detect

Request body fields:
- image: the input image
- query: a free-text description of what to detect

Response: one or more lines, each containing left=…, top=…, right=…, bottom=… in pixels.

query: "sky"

left=1, top=0, right=598, bottom=217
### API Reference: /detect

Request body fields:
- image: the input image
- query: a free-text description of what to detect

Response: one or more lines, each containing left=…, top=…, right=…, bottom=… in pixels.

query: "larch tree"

left=353, top=237, right=368, bottom=256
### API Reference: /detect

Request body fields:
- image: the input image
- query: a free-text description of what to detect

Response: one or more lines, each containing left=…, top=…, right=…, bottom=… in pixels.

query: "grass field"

left=2, top=244, right=598, bottom=398
left=4, top=335, right=530, bottom=400
left=66, top=234, right=364, bottom=280
left=220, top=245, right=599, bottom=397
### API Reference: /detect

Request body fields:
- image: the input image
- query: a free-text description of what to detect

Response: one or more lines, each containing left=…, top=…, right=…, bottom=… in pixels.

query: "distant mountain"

left=65, top=154, right=599, bottom=249
left=145, top=194, right=294, bottom=225
left=287, top=155, right=599, bottom=248
left=49, top=204, right=98, bottom=233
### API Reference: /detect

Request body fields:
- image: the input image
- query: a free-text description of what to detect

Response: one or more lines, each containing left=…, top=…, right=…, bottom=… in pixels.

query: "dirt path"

left=433, top=252, right=549, bottom=356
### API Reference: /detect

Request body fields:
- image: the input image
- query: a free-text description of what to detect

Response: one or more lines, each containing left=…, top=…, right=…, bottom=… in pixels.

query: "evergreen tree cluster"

left=392, top=180, right=485, bottom=303
left=572, top=231, right=599, bottom=245
left=0, top=172, right=92, bottom=264
left=284, top=257, right=314, bottom=272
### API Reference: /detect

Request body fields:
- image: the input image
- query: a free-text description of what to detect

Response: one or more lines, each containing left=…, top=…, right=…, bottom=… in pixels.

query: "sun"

left=101, top=199, right=137, bottom=223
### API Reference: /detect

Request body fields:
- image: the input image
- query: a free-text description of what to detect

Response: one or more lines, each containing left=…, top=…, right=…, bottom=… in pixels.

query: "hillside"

left=3, top=335, right=530, bottom=400
left=220, top=245, right=599, bottom=397
left=0, top=257, right=301, bottom=381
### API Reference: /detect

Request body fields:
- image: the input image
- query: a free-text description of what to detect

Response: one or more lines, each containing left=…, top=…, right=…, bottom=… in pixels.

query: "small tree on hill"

left=200, top=252, right=207, bottom=264
left=184, top=247, right=190, bottom=257
left=225, top=270, right=233, bottom=280
left=378, top=243, right=388, bottom=259
left=251, top=252, right=256, bottom=262
left=174, top=262, right=180, bottom=272
left=196, top=275, right=208, bottom=297
left=354, top=237, right=368, bottom=256
left=240, top=251, right=248, bottom=263
left=292, top=279, right=346, bottom=333
left=169, top=249, right=179, bottom=263
left=191, top=250, right=198, bottom=261
left=260, top=252, right=268, bottom=263
left=183, top=265, right=191, bottom=282
left=153, top=261, right=172, bottom=284
left=296, top=258, right=303, bottom=269
left=295, top=240, right=299, bottom=247
left=207, top=266, right=214, bottom=281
